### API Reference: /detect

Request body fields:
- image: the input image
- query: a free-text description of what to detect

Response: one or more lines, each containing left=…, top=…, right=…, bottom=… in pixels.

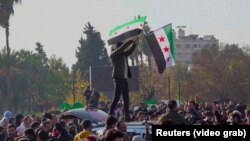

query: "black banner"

left=152, top=125, right=250, bottom=140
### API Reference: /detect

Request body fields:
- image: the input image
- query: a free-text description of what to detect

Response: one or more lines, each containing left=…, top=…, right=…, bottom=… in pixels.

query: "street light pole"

left=73, top=81, right=75, bottom=109
left=71, top=67, right=76, bottom=109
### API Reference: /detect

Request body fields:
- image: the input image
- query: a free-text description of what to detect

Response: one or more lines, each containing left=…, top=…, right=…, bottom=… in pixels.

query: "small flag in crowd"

left=108, top=16, right=147, bottom=45
left=146, top=23, right=175, bottom=74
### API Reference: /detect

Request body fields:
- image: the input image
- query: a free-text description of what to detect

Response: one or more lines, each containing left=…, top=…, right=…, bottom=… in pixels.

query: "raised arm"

left=122, top=36, right=140, bottom=56
left=122, top=43, right=136, bottom=56
left=110, top=40, right=134, bottom=59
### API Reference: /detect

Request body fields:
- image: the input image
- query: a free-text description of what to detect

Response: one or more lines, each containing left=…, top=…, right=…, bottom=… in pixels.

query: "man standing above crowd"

left=109, top=36, right=139, bottom=122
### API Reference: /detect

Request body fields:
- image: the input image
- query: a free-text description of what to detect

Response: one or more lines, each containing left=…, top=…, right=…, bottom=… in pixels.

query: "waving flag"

left=108, top=16, right=147, bottom=45
left=146, top=23, right=175, bottom=74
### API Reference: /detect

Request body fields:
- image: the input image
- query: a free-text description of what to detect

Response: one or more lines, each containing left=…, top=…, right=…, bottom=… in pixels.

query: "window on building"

left=176, top=44, right=181, bottom=48
left=193, top=52, right=198, bottom=56
left=185, top=44, right=190, bottom=48
left=185, top=61, right=190, bottom=65
left=204, top=44, right=209, bottom=47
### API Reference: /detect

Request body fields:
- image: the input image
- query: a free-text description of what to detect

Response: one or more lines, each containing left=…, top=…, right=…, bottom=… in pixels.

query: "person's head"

left=23, top=117, right=31, bottom=128
left=4, top=111, right=13, bottom=121
left=36, top=129, right=50, bottom=141
left=9, top=117, right=15, bottom=125
left=7, top=124, right=17, bottom=139
left=103, top=129, right=123, bottom=141
left=136, top=111, right=146, bottom=121
left=188, top=100, right=196, bottom=110
left=51, top=114, right=58, bottom=125
left=230, top=110, right=242, bottom=125
left=31, top=122, right=40, bottom=131
left=42, top=121, right=51, bottom=132
left=24, top=128, right=36, bottom=140
left=15, top=114, right=24, bottom=127
left=106, top=116, right=118, bottom=129
left=168, top=100, right=178, bottom=111
left=204, top=111, right=214, bottom=122
left=116, top=121, right=127, bottom=132
left=149, top=115, right=158, bottom=121
left=81, top=119, right=92, bottom=131
left=149, top=105, right=157, bottom=112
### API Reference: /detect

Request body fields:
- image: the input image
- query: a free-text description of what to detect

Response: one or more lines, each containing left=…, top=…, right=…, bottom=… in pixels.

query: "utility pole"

left=71, top=66, right=76, bottom=109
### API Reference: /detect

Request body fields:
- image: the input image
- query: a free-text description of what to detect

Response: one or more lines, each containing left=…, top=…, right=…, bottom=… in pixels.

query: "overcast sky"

left=1, top=0, right=250, bottom=68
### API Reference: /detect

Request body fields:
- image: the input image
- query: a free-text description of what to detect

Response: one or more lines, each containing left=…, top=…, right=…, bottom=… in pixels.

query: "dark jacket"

left=4, top=137, right=14, bottom=141
left=162, top=111, right=186, bottom=125
left=110, top=40, right=136, bottom=79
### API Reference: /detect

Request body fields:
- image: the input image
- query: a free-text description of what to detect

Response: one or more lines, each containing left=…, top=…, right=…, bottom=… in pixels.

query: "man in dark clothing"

left=4, top=125, right=16, bottom=141
left=89, top=88, right=100, bottom=109
left=109, top=36, right=139, bottom=122
left=186, top=101, right=202, bottom=125
left=159, top=100, right=186, bottom=125
left=83, top=86, right=92, bottom=106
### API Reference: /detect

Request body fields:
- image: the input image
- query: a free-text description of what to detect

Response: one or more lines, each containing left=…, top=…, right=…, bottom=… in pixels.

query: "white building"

left=174, top=27, right=219, bottom=67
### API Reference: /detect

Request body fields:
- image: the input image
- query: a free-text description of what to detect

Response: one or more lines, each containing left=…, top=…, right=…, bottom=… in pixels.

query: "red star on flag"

left=163, top=46, right=169, bottom=52
left=159, top=36, right=165, bottom=42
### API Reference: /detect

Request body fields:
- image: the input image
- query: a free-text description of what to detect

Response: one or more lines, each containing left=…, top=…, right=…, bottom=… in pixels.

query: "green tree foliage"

left=75, top=22, right=110, bottom=77
left=47, top=55, right=71, bottom=107
left=185, top=44, right=250, bottom=102
left=0, top=0, right=21, bottom=111
left=35, top=42, right=48, bottom=67
left=0, top=47, right=71, bottom=113
left=66, top=69, right=88, bottom=106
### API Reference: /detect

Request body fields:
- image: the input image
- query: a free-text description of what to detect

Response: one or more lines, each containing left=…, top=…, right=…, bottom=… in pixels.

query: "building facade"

left=174, top=28, right=219, bottom=67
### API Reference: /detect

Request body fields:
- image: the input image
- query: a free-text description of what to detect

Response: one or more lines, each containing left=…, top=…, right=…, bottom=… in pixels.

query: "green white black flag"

left=108, top=16, right=146, bottom=45
left=146, top=23, right=176, bottom=74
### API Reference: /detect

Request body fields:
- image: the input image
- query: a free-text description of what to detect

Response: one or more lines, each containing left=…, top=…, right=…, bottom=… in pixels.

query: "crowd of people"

left=0, top=99, right=250, bottom=141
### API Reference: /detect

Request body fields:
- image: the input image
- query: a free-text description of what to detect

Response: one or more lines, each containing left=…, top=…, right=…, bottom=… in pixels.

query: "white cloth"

left=0, top=117, right=7, bottom=127
left=16, top=123, right=26, bottom=136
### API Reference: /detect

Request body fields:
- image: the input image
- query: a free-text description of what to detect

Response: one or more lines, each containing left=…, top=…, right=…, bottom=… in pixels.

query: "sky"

left=1, top=0, right=250, bottom=68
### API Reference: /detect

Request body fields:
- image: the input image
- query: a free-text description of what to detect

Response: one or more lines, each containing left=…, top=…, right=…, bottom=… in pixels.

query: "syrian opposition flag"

left=108, top=16, right=147, bottom=45
left=146, top=23, right=175, bottom=74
